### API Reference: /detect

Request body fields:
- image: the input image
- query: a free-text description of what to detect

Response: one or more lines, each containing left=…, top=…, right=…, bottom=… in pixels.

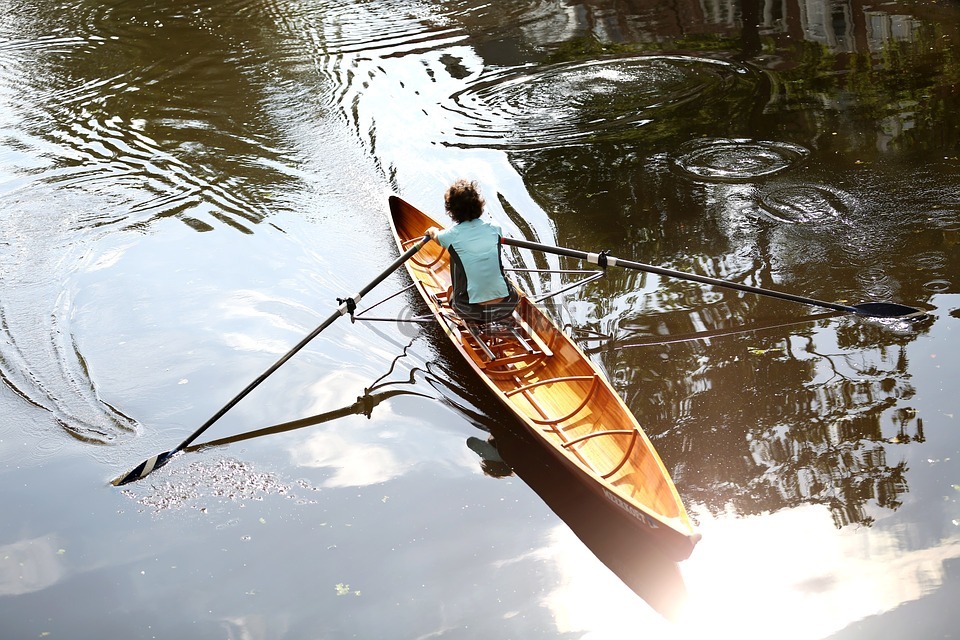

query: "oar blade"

left=851, top=302, right=926, bottom=319
left=112, top=451, right=174, bottom=486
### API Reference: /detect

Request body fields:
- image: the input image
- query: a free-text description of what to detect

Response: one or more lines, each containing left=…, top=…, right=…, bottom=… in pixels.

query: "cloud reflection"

left=290, top=430, right=403, bottom=488
left=527, top=505, right=960, bottom=639
left=287, top=370, right=476, bottom=488
left=535, top=525, right=675, bottom=637
left=677, top=506, right=960, bottom=639
left=0, top=535, right=65, bottom=597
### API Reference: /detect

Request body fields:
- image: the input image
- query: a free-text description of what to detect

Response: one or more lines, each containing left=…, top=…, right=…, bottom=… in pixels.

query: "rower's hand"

left=426, top=226, right=440, bottom=241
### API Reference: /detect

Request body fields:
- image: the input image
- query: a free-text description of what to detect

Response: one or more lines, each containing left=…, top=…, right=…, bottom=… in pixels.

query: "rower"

left=425, top=179, right=519, bottom=325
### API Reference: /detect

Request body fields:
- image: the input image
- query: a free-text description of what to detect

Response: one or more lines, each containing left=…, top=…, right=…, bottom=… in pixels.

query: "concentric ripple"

left=672, top=138, right=810, bottom=182
left=856, top=267, right=897, bottom=301
left=914, top=250, right=949, bottom=272
left=923, top=279, right=952, bottom=293
left=759, top=184, right=852, bottom=224
left=442, top=55, right=757, bottom=149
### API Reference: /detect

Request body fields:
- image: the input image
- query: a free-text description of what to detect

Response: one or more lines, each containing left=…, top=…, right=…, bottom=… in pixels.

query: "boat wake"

left=0, top=285, right=139, bottom=446
left=0, top=194, right=139, bottom=447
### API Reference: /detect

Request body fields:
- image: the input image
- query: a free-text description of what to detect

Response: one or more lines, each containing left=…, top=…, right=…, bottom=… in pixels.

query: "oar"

left=113, top=235, right=430, bottom=486
left=501, top=237, right=926, bottom=320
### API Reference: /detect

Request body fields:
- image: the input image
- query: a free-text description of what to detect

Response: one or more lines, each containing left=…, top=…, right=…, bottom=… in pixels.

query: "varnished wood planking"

left=388, top=196, right=700, bottom=561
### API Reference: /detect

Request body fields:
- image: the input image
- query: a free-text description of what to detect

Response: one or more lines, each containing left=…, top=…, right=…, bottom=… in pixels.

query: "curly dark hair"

left=444, top=179, right=485, bottom=223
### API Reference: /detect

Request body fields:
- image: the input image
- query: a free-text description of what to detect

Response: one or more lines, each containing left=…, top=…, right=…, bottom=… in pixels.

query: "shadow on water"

left=173, top=337, right=688, bottom=621
left=477, top=412, right=689, bottom=622
left=2, top=0, right=959, bottom=635
left=423, top=346, right=690, bottom=621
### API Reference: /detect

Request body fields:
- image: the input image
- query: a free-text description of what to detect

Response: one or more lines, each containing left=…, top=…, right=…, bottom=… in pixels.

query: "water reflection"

left=681, top=505, right=960, bottom=639
left=587, top=305, right=929, bottom=528
left=0, top=1, right=312, bottom=443
left=0, top=535, right=65, bottom=597
left=495, top=432, right=688, bottom=621
left=759, top=184, right=852, bottom=225
left=2, top=0, right=960, bottom=637
left=671, top=138, right=809, bottom=183
left=147, top=351, right=692, bottom=621
left=443, top=56, right=759, bottom=149
left=0, top=1, right=304, bottom=235
left=288, top=375, right=430, bottom=487
left=430, top=362, right=691, bottom=621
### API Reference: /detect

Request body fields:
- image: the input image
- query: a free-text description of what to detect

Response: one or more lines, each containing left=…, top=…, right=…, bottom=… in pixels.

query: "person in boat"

left=425, top=179, right=519, bottom=324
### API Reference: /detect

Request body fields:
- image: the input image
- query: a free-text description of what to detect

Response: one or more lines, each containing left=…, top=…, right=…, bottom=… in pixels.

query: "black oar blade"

left=112, top=451, right=175, bottom=486
left=851, top=302, right=926, bottom=319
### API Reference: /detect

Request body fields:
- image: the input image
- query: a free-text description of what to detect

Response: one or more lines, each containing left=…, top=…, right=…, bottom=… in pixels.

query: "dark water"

left=1, top=1, right=958, bottom=638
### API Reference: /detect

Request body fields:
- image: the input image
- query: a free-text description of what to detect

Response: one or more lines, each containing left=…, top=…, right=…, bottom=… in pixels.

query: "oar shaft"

left=169, top=235, right=430, bottom=455
left=115, top=235, right=429, bottom=486
left=501, top=237, right=857, bottom=314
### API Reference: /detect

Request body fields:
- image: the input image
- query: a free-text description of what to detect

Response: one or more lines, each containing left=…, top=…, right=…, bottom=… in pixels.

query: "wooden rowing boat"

left=388, top=195, right=701, bottom=561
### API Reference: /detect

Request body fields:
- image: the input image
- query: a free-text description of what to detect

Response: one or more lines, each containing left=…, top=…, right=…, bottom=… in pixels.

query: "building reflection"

left=519, top=0, right=937, bottom=53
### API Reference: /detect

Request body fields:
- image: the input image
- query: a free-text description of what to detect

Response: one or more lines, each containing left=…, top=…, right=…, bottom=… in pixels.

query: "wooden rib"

left=506, top=375, right=599, bottom=426
left=561, top=428, right=636, bottom=447
left=411, top=246, right=447, bottom=269
left=599, top=430, right=639, bottom=479
left=504, top=375, right=595, bottom=397
left=562, top=428, right=639, bottom=479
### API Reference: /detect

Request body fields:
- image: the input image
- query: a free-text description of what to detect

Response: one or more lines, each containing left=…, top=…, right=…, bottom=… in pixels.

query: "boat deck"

left=399, top=234, right=681, bottom=520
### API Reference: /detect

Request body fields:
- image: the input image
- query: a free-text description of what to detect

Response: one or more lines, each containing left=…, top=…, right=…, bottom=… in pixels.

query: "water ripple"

left=121, top=457, right=315, bottom=512
left=672, top=137, right=810, bottom=182
left=0, top=7, right=282, bottom=234
left=913, top=250, right=949, bottom=272
left=441, top=55, right=757, bottom=149
left=0, top=34, right=94, bottom=54
left=924, top=205, right=960, bottom=233
left=759, top=184, right=853, bottom=225
left=0, top=287, right=139, bottom=445
left=855, top=267, right=897, bottom=301
left=923, top=279, right=952, bottom=293
left=258, top=0, right=464, bottom=60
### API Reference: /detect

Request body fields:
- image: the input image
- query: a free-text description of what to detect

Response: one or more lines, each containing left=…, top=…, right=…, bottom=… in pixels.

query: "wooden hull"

left=388, top=196, right=700, bottom=561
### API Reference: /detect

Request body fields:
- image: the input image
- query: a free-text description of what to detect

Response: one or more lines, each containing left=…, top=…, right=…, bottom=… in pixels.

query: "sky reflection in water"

left=0, top=0, right=959, bottom=638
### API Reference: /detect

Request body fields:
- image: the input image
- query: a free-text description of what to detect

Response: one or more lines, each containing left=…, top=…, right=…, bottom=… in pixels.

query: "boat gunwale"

left=386, top=195, right=699, bottom=560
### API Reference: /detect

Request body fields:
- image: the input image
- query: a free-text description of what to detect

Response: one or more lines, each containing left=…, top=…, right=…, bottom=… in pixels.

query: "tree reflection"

left=569, top=282, right=923, bottom=527
left=495, top=0, right=956, bottom=528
